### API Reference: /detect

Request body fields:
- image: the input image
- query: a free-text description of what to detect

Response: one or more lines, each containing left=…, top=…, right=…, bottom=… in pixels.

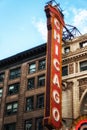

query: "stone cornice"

left=62, top=46, right=87, bottom=62
left=0, top=43, right=46, bottom=70
left=62, top=33, right=87, bottom=46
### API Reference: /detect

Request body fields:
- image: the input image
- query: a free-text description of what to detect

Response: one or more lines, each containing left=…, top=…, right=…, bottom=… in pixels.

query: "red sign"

left=44, top=4, right=65, bottom=129
left=50, top=16, right=62, bottom=128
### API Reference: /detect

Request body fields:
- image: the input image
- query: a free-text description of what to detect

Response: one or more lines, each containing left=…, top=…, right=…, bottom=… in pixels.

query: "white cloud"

left=73, top=9, right=87, bottom=34
left=67, top=8, right=87, bottom=34
left=32, top=18, right=47, bottom=41
left=63, top=10, right=70, bottom=19
left=32, top=7, right=87, bottom=41
left=63, top=7, right=87, bottom=34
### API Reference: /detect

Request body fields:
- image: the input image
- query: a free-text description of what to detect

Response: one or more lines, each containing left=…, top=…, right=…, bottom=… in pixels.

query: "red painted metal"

left=44, top=4, right=65, bottom=129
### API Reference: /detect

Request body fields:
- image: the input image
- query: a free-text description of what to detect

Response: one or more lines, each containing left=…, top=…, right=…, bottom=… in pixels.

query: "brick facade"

left=0, top=34, right=87, bottom=130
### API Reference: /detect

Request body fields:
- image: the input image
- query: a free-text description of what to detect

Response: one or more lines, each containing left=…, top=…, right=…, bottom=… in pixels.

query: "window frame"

left=80, top=60, right=87, bottom=72
left=64, top=46, right=70, bottom=53
left=27, top=77, right=35, bottom=90
left=0, top=88, right=3, bottom=97
left=62, top=65, right=68, bottom=76
left=38, top=75, right=45, bottom=87
left=0, top=72, right=4, bottom=83
left=6, top=102, right=18, bottom=115
left=25, top=119, right=32, bottom=130
left=26, top=96, right=34, bottom=111
left=36, top=117, right=43, bottom=130
left=4, top=123, right=16, bottom=130
left=9, top=67, right=21, bottom=80
left=38, top=59, right=46, bottom=70
left=36, top=94, right=44, bottom=109
left=8, top=83, right=20, bottom=95
left=80, top=41, right=87, bottom=48
left=29, top=63, right=36, bottom=74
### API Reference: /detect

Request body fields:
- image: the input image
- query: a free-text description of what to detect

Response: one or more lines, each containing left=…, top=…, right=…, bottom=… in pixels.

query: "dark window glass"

left=38, top=75, right=45, bottom=87
left=25, top=119, right=32, bottom=130
left=8, top=83, right=20, bottom=95
left=36, top=117, right=43, bottom=130
left=62, top=66, right=68, bottom=76
left=26, top=97, right=34, bottom=111
left=80, top=41, right=87, bottom=48
left=0, top=88, right=3, bottom=97
left=4, top=123, right=16, bottom=130
left=37, top=94, right=44, bottom=109
left=9, top=68, right=21, bottom=79
left=38, top=59, right=46, bottom=70
left=6, top=102, right=18, bottom=115
left=80, top=61, right=87, bottom=71
left=29, top=63, right=36, bottom=74
left=64, top=47, right=70, bottom=53
left=27, top=78, right=35, bottom=90
left=0, top=73, right=4, bottom=82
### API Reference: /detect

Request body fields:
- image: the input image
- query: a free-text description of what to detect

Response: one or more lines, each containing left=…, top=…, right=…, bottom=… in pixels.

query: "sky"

left=0, top=0, right=87, bottom=60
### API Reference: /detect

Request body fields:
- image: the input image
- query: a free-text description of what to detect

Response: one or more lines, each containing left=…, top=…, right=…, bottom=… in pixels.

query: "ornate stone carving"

left=62, top=81, right=73, bottom=91
left=78, top=78, right=87, bottom=98
left=76, top=62, right=78, bottom=73
left=79, top=78, right=87, bottom=86
left=69, top=63, right=74, bottom=74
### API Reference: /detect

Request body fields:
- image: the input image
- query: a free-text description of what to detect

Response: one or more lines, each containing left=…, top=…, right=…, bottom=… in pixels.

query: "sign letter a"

left=53, top=74, right=60, bottom=88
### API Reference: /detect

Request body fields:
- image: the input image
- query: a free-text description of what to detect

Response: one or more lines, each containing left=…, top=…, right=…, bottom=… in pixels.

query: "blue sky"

left=0, top=0, right=87, bottom=60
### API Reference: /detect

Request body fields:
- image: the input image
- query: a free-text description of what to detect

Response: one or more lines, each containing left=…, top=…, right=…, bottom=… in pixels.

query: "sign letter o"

left=53, top=90, right=60, bottom=104
left=52, top=107, right=60, bottom=122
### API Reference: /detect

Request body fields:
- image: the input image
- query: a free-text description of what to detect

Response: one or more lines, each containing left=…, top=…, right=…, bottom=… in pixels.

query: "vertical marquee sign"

left=44, top=4, right=65, bottom=129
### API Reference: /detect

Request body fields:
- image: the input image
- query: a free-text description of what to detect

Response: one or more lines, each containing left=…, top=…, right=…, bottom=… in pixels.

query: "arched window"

left=80, top=93, right=87, bottom=115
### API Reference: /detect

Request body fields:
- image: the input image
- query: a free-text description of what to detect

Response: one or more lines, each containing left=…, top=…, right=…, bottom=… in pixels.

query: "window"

left=9, top=68, right=21, bottom=79
left=80, top=93, right=87, bottom=115
left=80, top=60, right=87, bottom=71
left=36, top=117, right=43, bottom=130
left=25, top=119, right=32, bottom=130
left=8, top=83, right=20, bottom=95
left=64, top=47, right=70, bottom=53
left=0, top=73, right=4, bottom=82
left=29, top=63, right=36, bottom=74
left=4, top=123, right=16, bottom=130
left=27, top=78, right=35, bottom=90
left=80, top=41, right=87, bottom=48
left=38, top=59, right=46, bottom=70
left=0, top=88, right=3, bottom=97
left=26, top=97, right=34, bottom=111
left=38, top=75, right=45, bottom=87
left=37, top=94, right=44, bottom=109
left=62, top=66, right=68, bottom=76
left=6, top=102, right=18, bottom=115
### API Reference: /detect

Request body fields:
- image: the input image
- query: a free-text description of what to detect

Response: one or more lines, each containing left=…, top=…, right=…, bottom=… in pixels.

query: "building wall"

left=0, top=34, right=87, bottom=130
left=0, top=53, right=47, bottom=130
left=62, top=34, right=87, bottom=128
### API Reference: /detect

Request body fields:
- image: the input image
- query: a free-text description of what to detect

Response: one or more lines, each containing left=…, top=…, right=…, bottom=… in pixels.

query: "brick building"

left=0, top=33, right=87, bottom=130
left=0, top=44, right=47, bottom=130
